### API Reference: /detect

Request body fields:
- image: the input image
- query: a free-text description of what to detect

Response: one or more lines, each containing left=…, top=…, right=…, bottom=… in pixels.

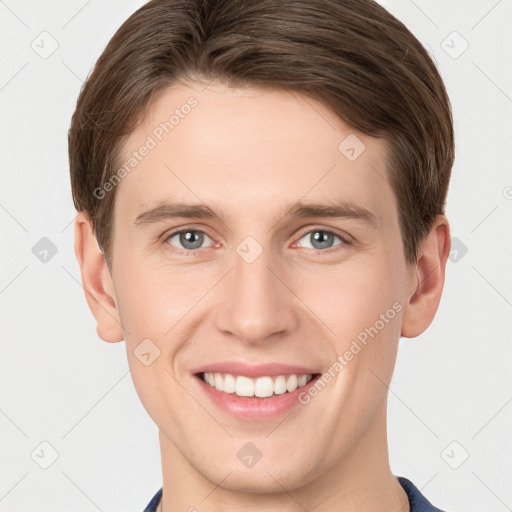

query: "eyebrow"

left=134, top=200, right=377, bottom=227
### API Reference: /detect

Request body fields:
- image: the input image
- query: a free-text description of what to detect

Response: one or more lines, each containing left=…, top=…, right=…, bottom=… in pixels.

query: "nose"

left=214, top=242, right=299, bottom=345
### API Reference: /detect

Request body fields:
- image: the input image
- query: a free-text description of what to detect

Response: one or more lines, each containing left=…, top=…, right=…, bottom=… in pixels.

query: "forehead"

left=115, top=81, right=395, bottom=224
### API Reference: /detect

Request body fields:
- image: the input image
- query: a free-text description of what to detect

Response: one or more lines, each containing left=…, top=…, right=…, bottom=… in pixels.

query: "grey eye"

left=167, top=230, right=211, bottom=250
left=299, top=230, right=343, bottom=250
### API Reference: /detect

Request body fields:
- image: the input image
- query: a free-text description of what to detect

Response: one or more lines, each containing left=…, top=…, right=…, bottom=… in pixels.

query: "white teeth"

left=274, top=375, right=287, bottom=395
left=286, top=374, right=298, bottom=392
left=214, top=373, right=223, bottom=390
left=254, top=376, right=274, bottom=398
left=235, top=376, right=254, bottom=397
left=223, top=373, right=236, bottom=393
left=202, top=372, right=314, bottom=398
left=297, top=374, right=308, bottom=387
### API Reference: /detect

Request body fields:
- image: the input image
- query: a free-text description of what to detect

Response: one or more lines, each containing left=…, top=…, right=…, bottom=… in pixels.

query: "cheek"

left=297, top=256, right=404, bottom=388
left=113, top=267, right=190, bottom=420
left=113, top=261, right=192, bottom=337
left=299, top=257, right=402, bottom=334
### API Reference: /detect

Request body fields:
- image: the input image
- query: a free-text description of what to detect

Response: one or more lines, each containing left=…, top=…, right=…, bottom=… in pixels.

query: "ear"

left=73, top=212, right=124, bottom=343
left=401, top=215, right=451, bottom=338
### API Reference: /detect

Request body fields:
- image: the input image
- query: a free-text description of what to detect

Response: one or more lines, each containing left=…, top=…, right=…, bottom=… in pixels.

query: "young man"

left=68, top=0, right=454, bottom=510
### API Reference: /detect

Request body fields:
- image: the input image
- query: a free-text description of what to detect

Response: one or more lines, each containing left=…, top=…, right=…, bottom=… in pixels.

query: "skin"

left=74, top=80, right=450, bottom=511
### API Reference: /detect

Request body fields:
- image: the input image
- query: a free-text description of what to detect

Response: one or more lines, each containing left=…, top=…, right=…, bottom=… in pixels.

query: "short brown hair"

left=68, top=0, right=454, bottom=267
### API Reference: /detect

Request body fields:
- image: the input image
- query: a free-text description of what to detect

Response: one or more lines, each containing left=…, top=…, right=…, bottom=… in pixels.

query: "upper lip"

left=191, top=361, right=320, bottom=378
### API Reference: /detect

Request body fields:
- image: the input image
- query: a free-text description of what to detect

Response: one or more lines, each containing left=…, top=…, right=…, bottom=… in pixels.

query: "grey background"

left=0, top=0, right=511, bottom=511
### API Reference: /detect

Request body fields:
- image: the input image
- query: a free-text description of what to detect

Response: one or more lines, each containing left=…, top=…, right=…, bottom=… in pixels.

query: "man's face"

left=108, top=81, right=416, bottom=491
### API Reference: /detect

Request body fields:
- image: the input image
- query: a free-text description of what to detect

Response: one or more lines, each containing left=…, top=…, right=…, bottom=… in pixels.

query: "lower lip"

left=194, top=374, right=321, bottom=421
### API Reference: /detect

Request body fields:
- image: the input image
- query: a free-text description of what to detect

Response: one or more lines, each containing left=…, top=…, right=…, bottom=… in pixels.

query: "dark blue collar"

left=396, top=476, right=447, bottom=511
left=142, top=487, right=162, bottom=512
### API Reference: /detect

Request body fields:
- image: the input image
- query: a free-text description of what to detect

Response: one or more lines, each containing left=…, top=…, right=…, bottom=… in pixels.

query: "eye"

left=165, top=229, right=215, bottom=252
left=295, top=228, right=348, bottom=252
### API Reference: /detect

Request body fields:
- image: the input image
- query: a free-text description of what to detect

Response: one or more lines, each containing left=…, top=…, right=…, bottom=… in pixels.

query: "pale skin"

left=74, top=80, right=450, bottom=511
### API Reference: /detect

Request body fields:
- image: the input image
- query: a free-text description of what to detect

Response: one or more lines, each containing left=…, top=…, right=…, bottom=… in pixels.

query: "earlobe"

left=74, top=212, right=124, bottom=343
left=401, top=215, right=451, bottom=338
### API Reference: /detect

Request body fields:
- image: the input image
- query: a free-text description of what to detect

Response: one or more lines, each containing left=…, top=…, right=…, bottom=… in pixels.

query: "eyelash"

left=162, top=226, right=351, bottom=256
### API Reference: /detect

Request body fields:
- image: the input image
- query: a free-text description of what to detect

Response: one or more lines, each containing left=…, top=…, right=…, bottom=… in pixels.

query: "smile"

left=201, top=372, right=315, bottom=398
left=194, top=371, right=322, bottom=421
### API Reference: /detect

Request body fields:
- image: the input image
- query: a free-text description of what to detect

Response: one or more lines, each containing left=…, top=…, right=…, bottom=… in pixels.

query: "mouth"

left=192, top=368, right=322, bottom=421
left=195, top=371, right=321, bottom=399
